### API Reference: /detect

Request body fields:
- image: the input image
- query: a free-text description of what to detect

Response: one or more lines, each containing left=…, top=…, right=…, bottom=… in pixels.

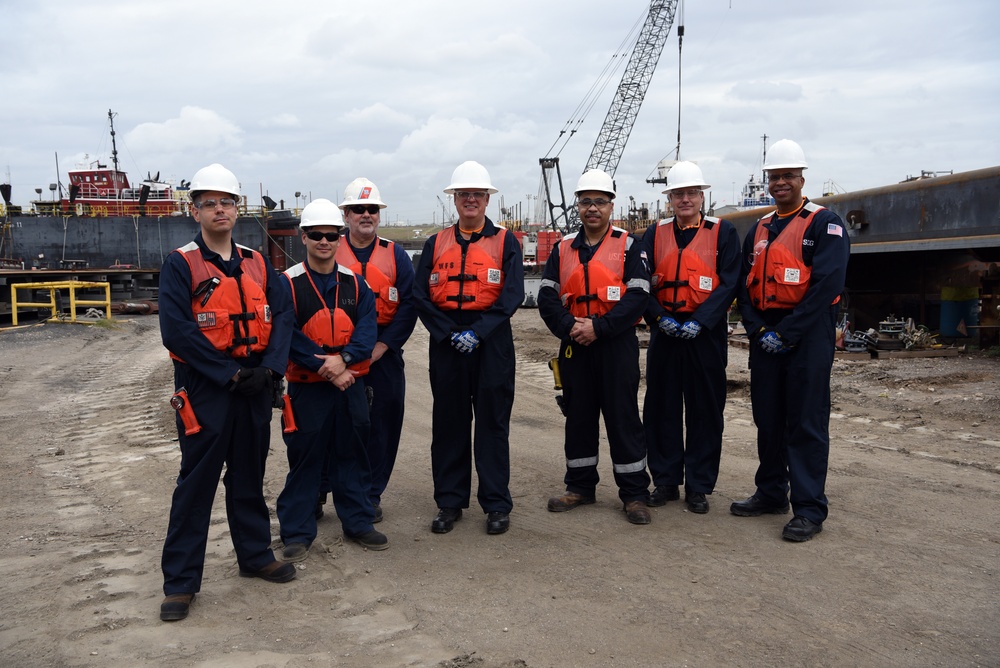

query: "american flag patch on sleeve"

left=827, top=223, right=843, bottom=237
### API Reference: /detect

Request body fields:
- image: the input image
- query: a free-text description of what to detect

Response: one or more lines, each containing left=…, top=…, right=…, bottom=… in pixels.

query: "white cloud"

left=341, top=103, right=416, bottom=127
left=260, top=114, right=301, bottom=128
left=2, top=0, right=998, bottom=218
left=727, top=81, right=803, bottom=103
left=126, top=107, right=243, bottom=154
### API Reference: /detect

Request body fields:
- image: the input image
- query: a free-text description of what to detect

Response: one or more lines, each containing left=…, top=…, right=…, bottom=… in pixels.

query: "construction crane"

left=435, top=194, right=455, bottom=227
left=540, top=0, right=679, bottom=232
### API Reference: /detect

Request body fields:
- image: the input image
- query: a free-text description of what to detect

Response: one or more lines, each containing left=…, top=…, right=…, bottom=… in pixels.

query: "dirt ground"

left=0, top=309, right=997, bottom=667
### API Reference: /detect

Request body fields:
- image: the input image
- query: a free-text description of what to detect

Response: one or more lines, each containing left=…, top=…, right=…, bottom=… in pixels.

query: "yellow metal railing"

left=11, top=280, right=111, bottom=326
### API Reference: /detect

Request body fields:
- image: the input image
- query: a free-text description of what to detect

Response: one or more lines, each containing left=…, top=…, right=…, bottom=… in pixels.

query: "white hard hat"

left=300, top=198, right=345, bottom=228
left=662, top=161, right=710, bottom=193
left=764, top=139, right=809, bottom=170
left=574, top=168, right=616, bottom=198
left=339, top=177, right=387, bottom=209
left=444, top=161, right=498, bottom=194
left=189, top=163, right=240, bottom=198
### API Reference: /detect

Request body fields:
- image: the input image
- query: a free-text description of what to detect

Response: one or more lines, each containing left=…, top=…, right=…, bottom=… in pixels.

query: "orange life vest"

left=746, top=202, right=831, bottom=310
left=170, top=242, right=272, bottom=360
left=428, top=226, right=506, bottom=311
left=335, top=237, right=399, bottom=326
left=651, top=217, right=721, bottom=314
left=284, top=263, right=370, bottom=382
left=558, top=227, right=629, bottom=318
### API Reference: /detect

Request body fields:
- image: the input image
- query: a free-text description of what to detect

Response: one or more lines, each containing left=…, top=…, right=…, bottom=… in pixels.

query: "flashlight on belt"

left=170, top=387, right=202, bottom=436
left=281, top=394, right=298, bottom=433
left=548, top=358, right=563, bottom=390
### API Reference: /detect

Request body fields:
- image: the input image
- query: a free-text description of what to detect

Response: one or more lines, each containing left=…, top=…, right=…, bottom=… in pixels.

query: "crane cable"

left=542, top=7, right=649, bottom=160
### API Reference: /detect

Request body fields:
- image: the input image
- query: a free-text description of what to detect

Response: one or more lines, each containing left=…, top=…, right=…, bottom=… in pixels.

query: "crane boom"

left=540, top=0, right=679, bottom=232
left=587, top=0, right=678, bottom=176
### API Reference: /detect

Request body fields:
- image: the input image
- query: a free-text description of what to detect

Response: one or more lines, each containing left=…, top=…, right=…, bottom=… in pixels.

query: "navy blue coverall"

left=538, top=228, right=652, bottom=503
left=736, top=201, right=850, bottom=524
left=642, top=217, right=741, bottom=496
left=276, top=262, right=378, bottom=544
left=342, top=233, right=417, bottom=508
left=159, top=233, right=293, bottom=597
left=413, top=219, right=524, bottom=514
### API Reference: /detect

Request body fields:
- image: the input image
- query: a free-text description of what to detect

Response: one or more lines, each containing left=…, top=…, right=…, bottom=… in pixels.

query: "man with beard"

left=539, top=169, right=653, bottom=525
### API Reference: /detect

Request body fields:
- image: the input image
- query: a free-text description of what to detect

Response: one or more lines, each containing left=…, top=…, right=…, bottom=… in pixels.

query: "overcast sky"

left=2, top=0, right=997, bottom=225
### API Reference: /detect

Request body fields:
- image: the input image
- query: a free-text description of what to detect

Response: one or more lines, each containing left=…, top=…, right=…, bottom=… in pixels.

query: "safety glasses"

left=305, top=230, right=340, bottom=242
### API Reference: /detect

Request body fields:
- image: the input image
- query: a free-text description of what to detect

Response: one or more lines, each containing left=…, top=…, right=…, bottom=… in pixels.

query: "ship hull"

left=6, top=214, right=271, bottom=270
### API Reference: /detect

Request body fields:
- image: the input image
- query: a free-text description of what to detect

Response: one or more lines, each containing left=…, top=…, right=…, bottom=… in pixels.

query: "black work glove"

left=232, top=367, right=273, bottom=396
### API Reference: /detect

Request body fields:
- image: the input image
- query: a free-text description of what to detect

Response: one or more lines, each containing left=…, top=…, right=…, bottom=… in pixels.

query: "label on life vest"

left=784, top=268, right=801, bottom=284
left=388, top=287, right=399, bottom=302
left=699, top=276, right=713, bottom=290
left=487, top=268, right=502, bottom=285
left=197, top=312, right=217, bottom=328
left=606, top=286, right=621, bottom=301
left=429, top=272, right=440, bottom=286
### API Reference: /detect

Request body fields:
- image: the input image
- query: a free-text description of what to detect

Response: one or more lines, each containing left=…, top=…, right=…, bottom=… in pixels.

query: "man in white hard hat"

left=732, top=139, right=850, bottom=542
left=641, top=161, right=741, bottom=515
left=333, top=178, right=417, bottom=522
left=413, top=161, right=524, bottom=536
left=538, top=168, right=653, bottom=526
left=275, top=198, right=387, bottom=560
left=158, top=163, right=295, bottom=622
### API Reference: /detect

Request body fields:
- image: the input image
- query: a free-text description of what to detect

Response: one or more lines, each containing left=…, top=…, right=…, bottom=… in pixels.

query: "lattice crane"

left=540, top=0, right=679, bottom=232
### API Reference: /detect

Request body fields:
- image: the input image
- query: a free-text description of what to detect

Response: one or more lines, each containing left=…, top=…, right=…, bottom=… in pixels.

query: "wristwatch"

left=340, top=351, right=354, bottom=366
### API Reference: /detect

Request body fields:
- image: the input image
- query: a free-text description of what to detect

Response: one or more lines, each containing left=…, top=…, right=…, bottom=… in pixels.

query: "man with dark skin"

left=732, top=139, right=850, bottom=542
left=539, top=169, right=653, bottom=525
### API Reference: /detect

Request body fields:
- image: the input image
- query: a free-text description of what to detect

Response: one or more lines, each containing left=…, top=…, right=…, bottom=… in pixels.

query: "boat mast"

left=760, top=133, right=768, bottom=185
left=108, top=109, right=121, bottom=176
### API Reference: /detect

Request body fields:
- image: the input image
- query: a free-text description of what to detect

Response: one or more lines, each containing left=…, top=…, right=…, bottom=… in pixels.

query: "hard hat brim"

left=444, top=184, right=499, bottom=195
left=299, top=220, right=346, bottom=229
left=662, top=182, right=710, bottom=194
left=337, top=200, right=388, bottom=209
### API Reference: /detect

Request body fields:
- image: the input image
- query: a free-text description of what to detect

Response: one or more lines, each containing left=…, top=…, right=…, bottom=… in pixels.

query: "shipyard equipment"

left=540, top=0, right=679, bottom=233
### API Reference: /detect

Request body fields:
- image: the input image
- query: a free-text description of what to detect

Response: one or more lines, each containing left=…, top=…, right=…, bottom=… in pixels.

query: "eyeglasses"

left=195, top=197, right=238, bottom=210
left=305, top=230, right=340, bottom=242
left=768, top=173, right=802, bottom=183
left=349, top=204, right=380, bottom=215
left=668, top=189, right=703, bottom=199
left=577, top=197, right=611, bottom=208
left=455, top=191, right=487, bottom=201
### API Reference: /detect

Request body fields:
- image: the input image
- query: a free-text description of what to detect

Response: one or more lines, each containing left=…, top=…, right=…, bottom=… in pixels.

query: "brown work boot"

left=624, top=500, right=651, bottom=525
left=547, top=491, right=596, bottom=512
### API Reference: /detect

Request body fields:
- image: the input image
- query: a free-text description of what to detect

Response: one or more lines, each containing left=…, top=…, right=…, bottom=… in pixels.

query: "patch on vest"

left=263, top=305, right=272, bottom=323
left=429, top=272, right=440, bottom=286
left=388, top=287, right=399, bottom=302
left=197, top=312, right=217, bottom=328
left=606, top=286, right=621, bottom=301
left=699, top=276, right=713, bottom=290
left=487, top=268, right=502, bottom=285
left=783, top=268, right=801, bottom=284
